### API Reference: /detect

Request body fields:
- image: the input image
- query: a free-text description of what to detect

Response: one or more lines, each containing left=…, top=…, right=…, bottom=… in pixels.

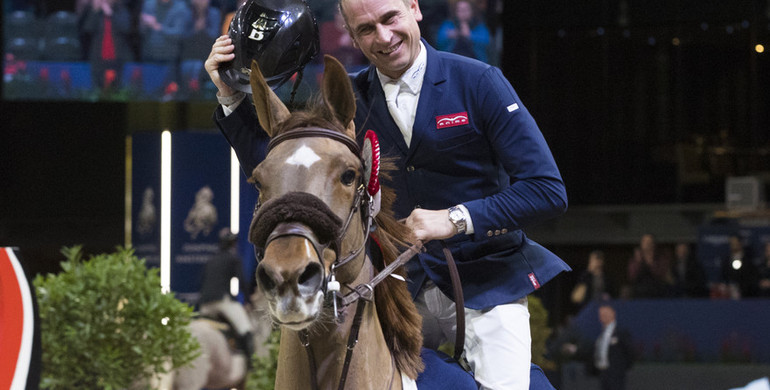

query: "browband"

left=267, top=127, right=361, bottom=156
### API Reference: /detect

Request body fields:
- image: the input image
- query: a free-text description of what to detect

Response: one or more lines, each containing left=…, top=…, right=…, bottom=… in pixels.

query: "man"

left=590, top=304, right=634, bottom=390
left=671, top=242, right=707, bottom=298
left=571, top=250, right=616, bottom=309
left=205, top=0, right=570, bottom=388
left=627, top=233, right=672, bottom=298
left=198, top=228, right=254, bottom=361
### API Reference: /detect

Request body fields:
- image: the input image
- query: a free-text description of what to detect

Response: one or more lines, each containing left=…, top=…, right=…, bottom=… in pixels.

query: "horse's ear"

left=321, top=55, right=356, bottom=138
left=250, top=60, right=290, bottom=137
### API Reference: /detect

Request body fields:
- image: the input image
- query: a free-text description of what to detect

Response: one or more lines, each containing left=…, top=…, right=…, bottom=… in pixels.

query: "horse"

left=163, top=291, right=272, bottom=390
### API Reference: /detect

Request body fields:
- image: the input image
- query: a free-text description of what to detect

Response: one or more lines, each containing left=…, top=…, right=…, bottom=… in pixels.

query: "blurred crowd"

left=547, top=233, right=770, bottom=388
left=3, top=0, right=502, bottom=101
left=571, top=233, right=770, bottom=310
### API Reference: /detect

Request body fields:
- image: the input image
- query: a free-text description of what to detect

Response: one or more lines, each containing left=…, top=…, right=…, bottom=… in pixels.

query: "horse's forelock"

left=273, top=96, right=348, bottom=138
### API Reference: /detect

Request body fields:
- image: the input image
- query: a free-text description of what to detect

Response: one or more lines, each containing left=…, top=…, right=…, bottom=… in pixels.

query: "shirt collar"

left=377, top=41, right=427, bottom=94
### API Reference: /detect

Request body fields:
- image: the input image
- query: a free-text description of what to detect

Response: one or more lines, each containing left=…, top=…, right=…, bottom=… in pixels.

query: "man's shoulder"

left=348, top=66, right=373, bottom=92
left=431, top=47, right=495, bottom=75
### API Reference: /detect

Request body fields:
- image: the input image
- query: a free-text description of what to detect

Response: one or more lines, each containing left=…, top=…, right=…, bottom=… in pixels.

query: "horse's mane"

left=273, top=97, right=425, bottom=379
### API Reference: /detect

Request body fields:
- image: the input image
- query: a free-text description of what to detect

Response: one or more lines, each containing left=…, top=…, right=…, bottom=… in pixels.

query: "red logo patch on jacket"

left=528, top=273, right=541, bottom=289
left=436, top=112, right=468, bottom=129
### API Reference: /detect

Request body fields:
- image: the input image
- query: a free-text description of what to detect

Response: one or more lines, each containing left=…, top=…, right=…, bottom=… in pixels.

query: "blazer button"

left=487, top=230, right=493, bottom=237
left=406, top=165, right=415, bottom=172
left=495, top=230, right=501, bottom=236
left=501, top=228, right=508, bottom=234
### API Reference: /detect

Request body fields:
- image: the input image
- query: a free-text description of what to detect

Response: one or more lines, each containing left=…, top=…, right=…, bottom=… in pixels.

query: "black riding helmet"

left=220, top=0, right=320, bottom=93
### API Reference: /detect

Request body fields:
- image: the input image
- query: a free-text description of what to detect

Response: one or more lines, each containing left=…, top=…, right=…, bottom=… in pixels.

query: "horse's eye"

left=340, top=169, right=357, bottom=186
left=248, top=176, right=261, bottom=190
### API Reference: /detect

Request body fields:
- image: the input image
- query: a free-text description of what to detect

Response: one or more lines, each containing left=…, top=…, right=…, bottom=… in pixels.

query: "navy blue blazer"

left=215, top=40, right=570, bottom=310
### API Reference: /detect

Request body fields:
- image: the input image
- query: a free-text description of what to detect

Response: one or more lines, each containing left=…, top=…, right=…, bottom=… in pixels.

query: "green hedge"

left=34, top=246, right=200, bottom=389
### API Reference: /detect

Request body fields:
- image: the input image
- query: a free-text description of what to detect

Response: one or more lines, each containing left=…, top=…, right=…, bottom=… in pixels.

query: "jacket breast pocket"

left=435, top=125, right=481, bottom=151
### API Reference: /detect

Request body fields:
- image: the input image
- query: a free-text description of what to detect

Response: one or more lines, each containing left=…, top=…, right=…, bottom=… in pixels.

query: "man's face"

left=675, top=243, right=689, bottom=259
left=598, top=306, right=615, bottom=327
left=588, top=255, right=603, bottom=272
left=341, top=0, right=423, bottom=79
left=640, top=234, right=655, bottom=252
left=455, top=1, right=472, bottom=23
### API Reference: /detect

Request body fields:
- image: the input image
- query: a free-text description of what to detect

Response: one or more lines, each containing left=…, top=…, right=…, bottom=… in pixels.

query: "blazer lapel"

left=407, top=42, right=446, bottom=161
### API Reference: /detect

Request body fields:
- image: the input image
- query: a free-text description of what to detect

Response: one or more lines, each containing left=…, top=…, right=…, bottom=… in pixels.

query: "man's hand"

left=205, top=35, right=237, bottom=97
left=140, top=13, right=161, bottom=30
left=405, top=208, right=457, bottom=242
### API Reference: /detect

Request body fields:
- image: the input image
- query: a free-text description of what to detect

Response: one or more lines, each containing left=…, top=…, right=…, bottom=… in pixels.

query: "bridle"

left=254, top=126, right=424, bottom=390
left=258, top=127, right=379, bottom=295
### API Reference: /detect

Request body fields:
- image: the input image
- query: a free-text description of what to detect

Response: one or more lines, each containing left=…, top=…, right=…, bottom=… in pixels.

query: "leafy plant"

left=33, top=246, right=200, bottom=389
left=246, top=327, right=281, bottom=390
left=529, top=295, right=556, bottom=371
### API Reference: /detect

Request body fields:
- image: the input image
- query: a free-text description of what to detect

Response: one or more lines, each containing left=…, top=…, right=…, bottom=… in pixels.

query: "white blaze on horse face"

left=285, top=143, right=321, bottom=169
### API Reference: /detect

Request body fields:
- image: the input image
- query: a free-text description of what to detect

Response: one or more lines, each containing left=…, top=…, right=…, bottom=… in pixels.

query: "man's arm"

left=406, top=66, right=567, bottom=242
left=206, top=35, right=268, bottom=178
left=462, top=66, right=567, bottom=241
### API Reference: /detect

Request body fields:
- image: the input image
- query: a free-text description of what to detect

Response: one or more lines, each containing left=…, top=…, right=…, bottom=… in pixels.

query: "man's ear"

left=409, top=0, right=423, bottom=22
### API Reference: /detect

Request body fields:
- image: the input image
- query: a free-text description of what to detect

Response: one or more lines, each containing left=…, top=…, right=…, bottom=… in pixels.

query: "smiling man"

left=206, top=0, right=570, bottom=388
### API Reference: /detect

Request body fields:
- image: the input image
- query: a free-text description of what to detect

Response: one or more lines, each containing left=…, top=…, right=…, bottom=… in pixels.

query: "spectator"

left=198, top=228, right=255, bottom=363
left=180, top=0, right=221, bottom=96
left=670, top=242, right=708, bottom=297
left=755, top=242, right=770, bottom=297
left=589, top=304, right=634, bottom=390
left=182, top=0, right=221, bottom=60
left=627, top=233, right=672, bottom=298
left=139, top=0, right=191, bottom=63
left=318, top=8, right=367, bottom=68
left=570, top=250, right=617, bottom=308
left=80, top=0, right=134, bottom=90
left=436, top=0, right=491, bottom=62
left=546, top=314, right=591, bottom=388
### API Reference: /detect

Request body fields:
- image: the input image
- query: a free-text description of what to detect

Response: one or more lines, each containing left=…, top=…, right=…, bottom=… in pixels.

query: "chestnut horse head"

left=247, top=55, right=423, bottom=389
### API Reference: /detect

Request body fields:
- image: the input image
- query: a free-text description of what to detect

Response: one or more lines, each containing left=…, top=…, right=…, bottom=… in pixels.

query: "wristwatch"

left=447, top=206, right=467, bottom=235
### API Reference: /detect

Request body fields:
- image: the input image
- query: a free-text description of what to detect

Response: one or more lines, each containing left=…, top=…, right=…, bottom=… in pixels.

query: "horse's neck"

left=275, top=260, right=402, bottom=390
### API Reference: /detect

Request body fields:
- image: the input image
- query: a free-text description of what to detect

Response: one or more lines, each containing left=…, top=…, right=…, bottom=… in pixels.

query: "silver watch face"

left=449, top=208, right=463, bottom=222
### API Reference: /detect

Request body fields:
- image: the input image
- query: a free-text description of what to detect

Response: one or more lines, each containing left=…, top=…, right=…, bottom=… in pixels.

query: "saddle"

left=197, top=314, right=243, bottom=353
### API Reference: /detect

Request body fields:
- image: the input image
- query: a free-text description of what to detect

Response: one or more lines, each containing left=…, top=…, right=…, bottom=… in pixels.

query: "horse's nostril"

left=297, top=262, right=323, bottom=294
left=256, top=265, right=277, bottom=292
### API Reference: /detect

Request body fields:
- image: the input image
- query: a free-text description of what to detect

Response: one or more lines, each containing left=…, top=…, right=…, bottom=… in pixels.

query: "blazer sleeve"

left=463, top=66, right=567, bottom=240
left=213, top=100, right=270, bottom=178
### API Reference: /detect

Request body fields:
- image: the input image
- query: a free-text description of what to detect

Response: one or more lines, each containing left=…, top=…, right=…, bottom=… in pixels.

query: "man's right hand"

left=205, top=35, right=237, bottom=98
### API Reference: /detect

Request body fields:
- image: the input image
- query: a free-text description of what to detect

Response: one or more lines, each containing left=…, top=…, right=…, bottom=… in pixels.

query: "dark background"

left=2, top=0, right=769, bottom=291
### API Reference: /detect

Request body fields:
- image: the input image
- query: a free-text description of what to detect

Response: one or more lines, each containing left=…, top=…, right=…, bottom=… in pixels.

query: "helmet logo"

left=248, top=12, right=280, bottom=41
